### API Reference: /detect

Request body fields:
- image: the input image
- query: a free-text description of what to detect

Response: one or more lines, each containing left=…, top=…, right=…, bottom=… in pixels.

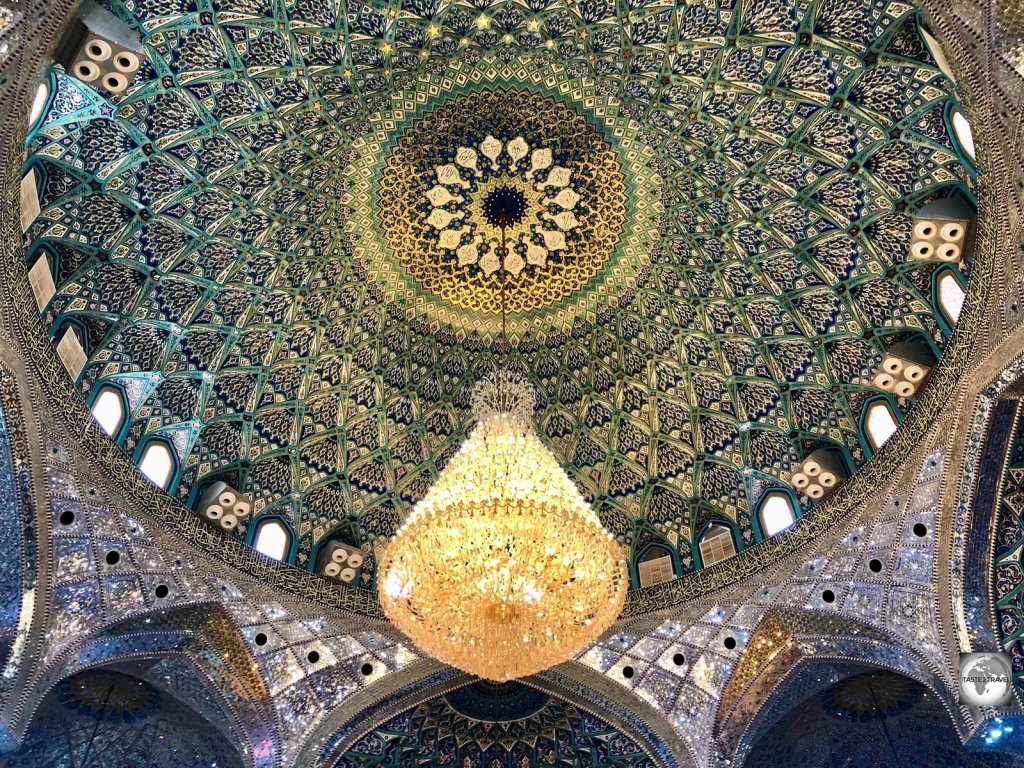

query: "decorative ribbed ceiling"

left=334, top=681, right=656, bottom=768
left=25, top=0, right=974, bottom=583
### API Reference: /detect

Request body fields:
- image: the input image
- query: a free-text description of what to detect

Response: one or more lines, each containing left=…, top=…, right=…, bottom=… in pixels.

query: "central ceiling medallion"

left=378, top=371, right=627, bottom=681
left=376, top=88, right=629, bottom=314
left=481, top=185, right=528, bottom=229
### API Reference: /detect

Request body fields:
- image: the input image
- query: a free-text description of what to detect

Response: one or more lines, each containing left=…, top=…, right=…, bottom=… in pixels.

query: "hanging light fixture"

left=378, top=173, right=627, bottom=680
left=378, top=370, right=628, bottom=680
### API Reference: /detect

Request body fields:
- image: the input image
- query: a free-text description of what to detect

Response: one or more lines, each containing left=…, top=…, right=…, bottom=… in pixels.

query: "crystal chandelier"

left=378, top=371, right=628, bottom=681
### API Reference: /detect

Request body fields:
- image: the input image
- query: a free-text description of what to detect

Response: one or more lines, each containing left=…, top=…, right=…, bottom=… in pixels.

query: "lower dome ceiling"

left=332, top=681, right=657, bottom=768
left=24, top=0, right=974, bottom=585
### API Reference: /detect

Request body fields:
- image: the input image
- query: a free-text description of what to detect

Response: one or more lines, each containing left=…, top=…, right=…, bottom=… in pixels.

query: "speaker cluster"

left=792, top=449, right=847, bottom=500
left=55, top=1, right=146, bottom=96
left=198, top=481, right=252, bottom=532
left=908, top=197, right=975, bottom=264
left=870, top=342, right=934, bottom=398
left=317, top=541, right=365, bottom=585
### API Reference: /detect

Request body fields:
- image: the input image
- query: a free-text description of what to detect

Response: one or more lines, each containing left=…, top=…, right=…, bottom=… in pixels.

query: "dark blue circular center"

left=444, top=681, right=550, bottom=722
left=482, top=185, right=527, bottom=227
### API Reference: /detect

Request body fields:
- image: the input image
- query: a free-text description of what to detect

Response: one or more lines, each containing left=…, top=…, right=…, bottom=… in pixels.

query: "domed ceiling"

left=24, top=0, right=974, bottom=583
left=331, top=681, right=656, bottom=768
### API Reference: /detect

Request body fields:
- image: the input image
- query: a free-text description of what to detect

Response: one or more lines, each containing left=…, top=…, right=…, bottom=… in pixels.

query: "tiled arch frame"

left=904, top=0, right=1024, bottom=748
left=7, top=601, right=279, bottom=768
left=6, top=665, right=247, bottom=768
left=0, top=341, right=289, bottom=764
left=0, top=0, right=1004, bottom=621
left=712, top=608, right=966, bottom=765
left=295, top=659, right=694, bottom=768
left=14, top=659, right=250, bottom=767
left=955, top=348, right=1024, bottom=700
left=0, top=349, right=53, bottom=742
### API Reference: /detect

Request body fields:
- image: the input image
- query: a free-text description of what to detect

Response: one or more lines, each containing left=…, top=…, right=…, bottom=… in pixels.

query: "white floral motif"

left=426, top=135, right=582, bottom=276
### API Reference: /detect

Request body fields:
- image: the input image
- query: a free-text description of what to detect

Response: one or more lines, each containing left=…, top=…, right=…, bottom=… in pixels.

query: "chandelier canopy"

left=378, top=371, right=628, bottom=681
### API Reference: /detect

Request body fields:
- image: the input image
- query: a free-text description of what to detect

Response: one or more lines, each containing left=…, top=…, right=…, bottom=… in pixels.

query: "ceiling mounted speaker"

left=318, top=541, right=365, bottom=585
left=872, top=372, right=895, bottom=390
left=196, top=481, right=253, bottom=532
left=882, top=357, right=904, bottom=375
left=912, top=220, right=936, bottom=239
left=113, top=51, right=141, bottom=72
left=940, top=222, right=963, bottom=241
left=54, top=0, right=146, bottom=98
left=84, top=38, right=111, bottom=61
left=101, top=72, right=129, bottom=93
left=908, top=197, right=975, bottom=264
left=72, top=60, right=101, bottom=82
left=793, top=449, right=847, bottom=501
left=818, top=471, right=838, bottom=488
left=871, top=342, right=935, bottom=399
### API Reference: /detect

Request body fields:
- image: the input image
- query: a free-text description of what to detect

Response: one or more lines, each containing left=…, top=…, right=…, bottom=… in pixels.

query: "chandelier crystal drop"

left=378, top=371, right=628, bottom=681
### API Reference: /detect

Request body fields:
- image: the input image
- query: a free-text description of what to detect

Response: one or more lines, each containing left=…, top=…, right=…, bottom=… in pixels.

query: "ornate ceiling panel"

left=992, top=399, right=1024, bottom=694
left=3, top=669, right=245, bottom=768
left=744, top=671, right=1019, bottom=768
left=23, top=0, right=974, bottom=582
left=333, top=680, right=656, bottom=768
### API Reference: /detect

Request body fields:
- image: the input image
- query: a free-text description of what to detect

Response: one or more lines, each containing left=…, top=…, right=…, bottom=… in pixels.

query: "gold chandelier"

left=378, top=371, right=628, bottom=681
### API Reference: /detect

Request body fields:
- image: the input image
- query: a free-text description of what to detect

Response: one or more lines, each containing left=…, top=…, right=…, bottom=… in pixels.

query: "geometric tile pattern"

left=8, top=420, right=423, bottom=768
left=24, top=0, right=974, bottom=581
left=577, top=450, right=947, bottom=768
left=2, top=669, right=246, bottom=768
left=992, top=402, right=1024, bottom=694
left=744, top=671, right=1024, bottom=768
left=335, top=681, right=657, bottom=768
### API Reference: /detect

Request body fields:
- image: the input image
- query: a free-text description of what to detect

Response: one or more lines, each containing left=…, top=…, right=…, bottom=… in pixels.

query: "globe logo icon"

left=959, top=653, right=1013, bottom=707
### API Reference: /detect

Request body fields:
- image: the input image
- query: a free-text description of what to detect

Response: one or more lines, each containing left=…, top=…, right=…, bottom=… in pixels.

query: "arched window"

left=55, top=325, right=87, bottom=380
left=864, top=400, right=900, bottom=452
left=636, top=546, right=675, bottom=587
left=27, top=252, right=56, bottom=310
left=921, top=28, right=956, bottom=82
left=28, top=81, right=50, bottom=128
left=91, top=387, right=125, bottom=438
left=951, top=109, right=976, bottom=160
left=20, top=167, right=40, bottom=233
left=759, top=493, right=797, bottom=537
left=254, top=519, right=290, bottom=561
left=137, top=441, right=174, bottom=489
left=937, top=270, right=966, bottom=325
left=699, top=524, right=736, bottom=567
